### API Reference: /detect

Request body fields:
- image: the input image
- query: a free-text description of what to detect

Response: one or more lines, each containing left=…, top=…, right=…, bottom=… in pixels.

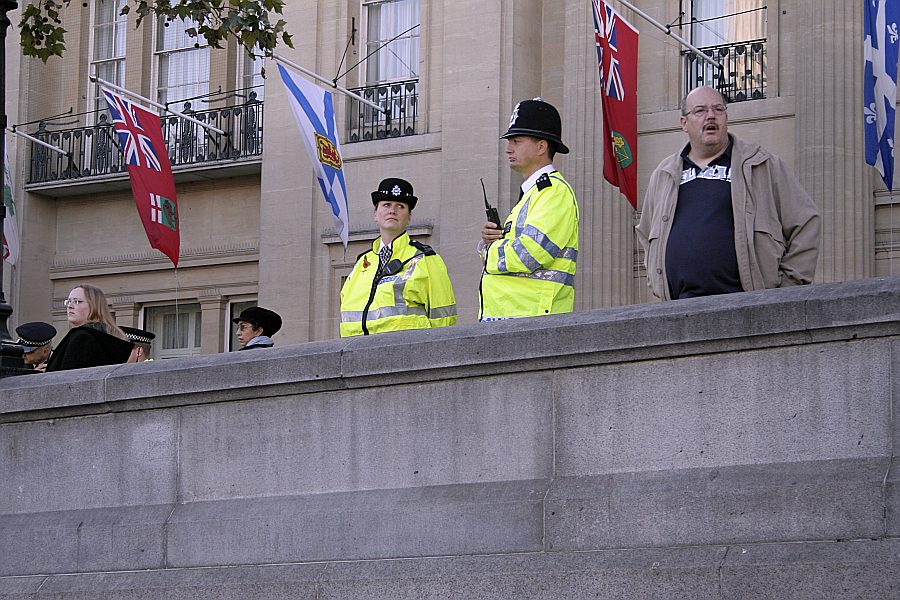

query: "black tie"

left=379, top=245, right=392, bottom=272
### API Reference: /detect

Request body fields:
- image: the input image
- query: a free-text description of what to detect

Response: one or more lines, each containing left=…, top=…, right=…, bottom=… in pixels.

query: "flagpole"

left=273, top=54, right=387, bottom=114
left=89, top=76, right=227, bottom=136
left=8, top=127, right=67, bottom=155
left=611, top=0, right=722, bottom=69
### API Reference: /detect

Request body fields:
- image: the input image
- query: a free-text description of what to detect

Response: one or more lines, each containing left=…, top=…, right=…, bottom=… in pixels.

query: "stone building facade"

left=2, top=0, right=895, bottom=357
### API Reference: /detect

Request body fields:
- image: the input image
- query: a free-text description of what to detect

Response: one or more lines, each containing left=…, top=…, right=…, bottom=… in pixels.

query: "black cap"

left=122, top=326, right=156, bottom=345
left=500, top=98, right=570, bottom=154
left=371, top=178, right=418, bottom=210
left=15, top=322, right=57, bottom=352
left=232, top=306, right=283, bottom=337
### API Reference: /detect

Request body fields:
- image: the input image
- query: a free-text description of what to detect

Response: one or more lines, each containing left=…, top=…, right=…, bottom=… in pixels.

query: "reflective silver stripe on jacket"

left=521, top=224, right=578, bottom=262
left=515, top=197, right=530, bottom=237
left=510, top=238, right=542, bottom=271
left=506, top=268, right=575, bottom=287
left=497, top=240, right=509, bottom=273
left=428, top=305, right=457, bottom=319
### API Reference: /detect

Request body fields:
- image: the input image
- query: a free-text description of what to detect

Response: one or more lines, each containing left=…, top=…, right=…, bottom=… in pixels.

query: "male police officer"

left=480, top=98, right=579, bottom=320
left=340, top=178, right=457, bottom=336
left=15, top=322, right=57, bottom=371
left=122, top=326, right=156, bottom=362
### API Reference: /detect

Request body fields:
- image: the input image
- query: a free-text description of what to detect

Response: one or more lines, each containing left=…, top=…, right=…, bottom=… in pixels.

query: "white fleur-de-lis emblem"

left=391, top=185, right=402, bottom=196
left=865, top=102, right=878, bottom=124
left=508, top=103, right=521, bottom=128
left=889, top=22, right=899, bottom=44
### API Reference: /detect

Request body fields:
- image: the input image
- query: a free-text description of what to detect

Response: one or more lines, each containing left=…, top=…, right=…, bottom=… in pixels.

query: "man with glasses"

left=232, top=306, right=282, bottom=350
left=636, top=85, right=820, bottom=300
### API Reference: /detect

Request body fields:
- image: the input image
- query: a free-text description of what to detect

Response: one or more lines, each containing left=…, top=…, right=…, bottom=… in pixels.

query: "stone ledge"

left=0, top=540, right=896, bottom=600
left=1, top=277, right=897, bottom=423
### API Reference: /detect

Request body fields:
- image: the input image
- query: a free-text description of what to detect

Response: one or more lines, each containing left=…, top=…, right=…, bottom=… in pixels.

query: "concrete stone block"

left=719, top=539, right=900, bottom=599
left=0, top=366, right=113, bottom=421
left=0, top=504, right=169, bottom=576
left=886, top=456, right=900, bottom=537
left=554, top=340, right=893, bottom=476
left=545, top=459, right=888, bottom=551
left=0, top=410, right=177, bottom=514
left=177, top=375, right=553, bottom=502
left=166, top=480, right=548, bottom=567
left=0, top=576, right=43, bottom=600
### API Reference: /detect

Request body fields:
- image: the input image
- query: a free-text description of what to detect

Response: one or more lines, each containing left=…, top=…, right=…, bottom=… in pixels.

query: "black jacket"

left=46, top=325, right=134, bottom=372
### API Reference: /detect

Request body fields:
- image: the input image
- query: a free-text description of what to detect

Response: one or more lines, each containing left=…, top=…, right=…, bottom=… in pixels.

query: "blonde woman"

left=46, top=284, right=134, bottom=372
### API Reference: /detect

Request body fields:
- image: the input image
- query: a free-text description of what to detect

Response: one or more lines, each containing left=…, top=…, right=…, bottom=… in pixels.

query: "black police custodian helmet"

left=371, top=177, right=418, bottom=210
left=232, top=306, right=283, bottom=337
left=501, top=98, right=570, bottom=154
left=121, top=326, right=156, bottom=345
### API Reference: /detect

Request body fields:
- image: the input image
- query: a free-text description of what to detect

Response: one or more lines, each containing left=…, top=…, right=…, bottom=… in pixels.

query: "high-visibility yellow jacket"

left=480, top=170, right=579, bottom=320
left=340, top=232, right=457, bottom=337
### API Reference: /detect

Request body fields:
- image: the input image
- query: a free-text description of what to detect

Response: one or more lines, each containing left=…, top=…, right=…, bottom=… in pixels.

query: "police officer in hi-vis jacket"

left=479, top=98, right=579, bottom=321
left=340, top=178, right=457, bottom=337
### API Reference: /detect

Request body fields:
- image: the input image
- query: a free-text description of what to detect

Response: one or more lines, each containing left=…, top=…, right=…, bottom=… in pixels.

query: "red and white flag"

left=102, top=88, right=180, bottom=266
left=593, top=0, right=639, bottom=209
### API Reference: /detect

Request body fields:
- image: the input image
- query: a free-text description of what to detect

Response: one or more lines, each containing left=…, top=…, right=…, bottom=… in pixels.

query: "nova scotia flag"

left=278, top=62, right=351, bottom=248
left=865, top=0, right=900, bottom=188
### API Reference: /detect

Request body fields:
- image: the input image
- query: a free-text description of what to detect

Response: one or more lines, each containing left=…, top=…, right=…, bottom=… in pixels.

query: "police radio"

left=481, top=178, right=502, bottom=228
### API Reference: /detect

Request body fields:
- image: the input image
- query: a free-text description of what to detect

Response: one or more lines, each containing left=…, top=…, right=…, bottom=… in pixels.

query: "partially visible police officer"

left=15, top=322, right=57, bottom=371
left=340, top=178, right=457, bottom=337
left=479, top=98, right=579, bottom=321
left=122, top=326, right=156, bottom=362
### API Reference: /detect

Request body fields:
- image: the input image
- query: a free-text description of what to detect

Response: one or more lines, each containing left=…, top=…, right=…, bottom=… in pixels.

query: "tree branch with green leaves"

left=19, top=0, right=294, bottom=62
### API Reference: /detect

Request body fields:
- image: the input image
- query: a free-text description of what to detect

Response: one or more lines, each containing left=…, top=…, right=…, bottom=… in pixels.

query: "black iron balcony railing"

left=347, top=78, right=418, bottom=143
left=27, top=94, right=264, bottom=185
left=682, top=39, right=766, bottom=103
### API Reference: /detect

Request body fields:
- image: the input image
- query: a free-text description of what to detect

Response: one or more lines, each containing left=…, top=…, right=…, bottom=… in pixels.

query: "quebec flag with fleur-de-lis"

left=864, top=0, right=900, bottom=189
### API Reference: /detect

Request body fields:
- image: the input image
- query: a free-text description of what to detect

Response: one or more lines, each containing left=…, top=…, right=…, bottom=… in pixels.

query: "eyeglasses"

left=235, top=323, right=255, bottom=332
left=684, top=105, right=727, bottom=117
left=64, top=299, right=86, bottom=308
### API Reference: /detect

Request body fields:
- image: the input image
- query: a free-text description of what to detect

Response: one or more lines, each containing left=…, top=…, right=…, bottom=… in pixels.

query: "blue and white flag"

left=864, top=0, right=900, bottom=189
left=278, top=63, right=351, bottom=248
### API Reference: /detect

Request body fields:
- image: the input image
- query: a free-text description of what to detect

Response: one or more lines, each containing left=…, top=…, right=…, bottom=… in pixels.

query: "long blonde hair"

left=72, top=284, right=128, bottom=340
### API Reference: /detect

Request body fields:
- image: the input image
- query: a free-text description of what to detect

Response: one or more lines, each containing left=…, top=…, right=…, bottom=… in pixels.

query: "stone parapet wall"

left=1, top=277, right=898, bottom=598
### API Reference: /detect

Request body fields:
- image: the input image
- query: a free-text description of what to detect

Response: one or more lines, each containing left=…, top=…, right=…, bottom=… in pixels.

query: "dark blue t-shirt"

left=665, top=142, right=742, bottom=299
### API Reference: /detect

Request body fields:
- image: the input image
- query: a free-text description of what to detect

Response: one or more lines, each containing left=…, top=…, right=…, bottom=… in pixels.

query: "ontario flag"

left=277, top=62, right=351, bottom=248
left=593, top=0, right=639, bottom=209
left=102, top=88, right=180, bottom=267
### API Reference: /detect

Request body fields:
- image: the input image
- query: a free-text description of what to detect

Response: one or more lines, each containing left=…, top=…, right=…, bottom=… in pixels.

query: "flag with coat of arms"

left=864, top=0, right=900, bottom=189
left=102, top=88, right=180, bottom=267
left=277, top=62, right=351, bottom=248
left=593, top=0, right=639, bottom=209
left=2, top=146, right=20, bottom=266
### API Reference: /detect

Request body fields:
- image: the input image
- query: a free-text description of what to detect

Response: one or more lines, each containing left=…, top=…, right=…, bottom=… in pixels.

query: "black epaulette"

left=536, top=173, right=552, bottom=190
left=410, top=240, right=436, bottom=256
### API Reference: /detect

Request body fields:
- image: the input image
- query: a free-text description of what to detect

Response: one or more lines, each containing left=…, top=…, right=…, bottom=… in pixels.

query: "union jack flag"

left=594, top=0, right=625, bottom=100
left=103, top=89, right=162, bottom=172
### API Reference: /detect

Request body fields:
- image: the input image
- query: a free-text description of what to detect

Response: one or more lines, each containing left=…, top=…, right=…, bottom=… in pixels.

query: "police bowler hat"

left=15, top=321, right=57, bottom=353
left=122, top=326, right=156, bottom=345
left=232, top=306, right=283, bottom=337
left=500, top=98, right=570, bottom=154
left=371, top=178, right=418, bottom=210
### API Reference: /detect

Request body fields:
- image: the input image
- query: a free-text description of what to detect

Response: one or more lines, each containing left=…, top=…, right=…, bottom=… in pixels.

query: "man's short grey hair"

left=680, top=86, right=728, bottom=115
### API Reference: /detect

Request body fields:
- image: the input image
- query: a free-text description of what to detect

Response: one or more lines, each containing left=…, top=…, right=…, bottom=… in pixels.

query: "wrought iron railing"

left=346, top=78, right=419, bottom=143
left=27, top=95, right=264, bottom=185
left=682, top=39, right=766, bottom=103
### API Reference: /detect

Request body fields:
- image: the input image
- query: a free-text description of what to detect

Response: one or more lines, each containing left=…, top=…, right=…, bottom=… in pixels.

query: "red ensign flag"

left=593, top=0, right=639, bottom=209
left=102, top=89, right=181, bottom=266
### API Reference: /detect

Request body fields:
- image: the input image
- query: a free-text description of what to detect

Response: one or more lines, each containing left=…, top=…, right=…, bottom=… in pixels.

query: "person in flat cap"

left=339, top=177, right=457, bottom=336
left=15, top=321, right=57, bottom=371
left=232, top=306, right=282, bottom=350
left=122, top=326, right=156, bottom=362
left=479, top=98, right=580, bottom=321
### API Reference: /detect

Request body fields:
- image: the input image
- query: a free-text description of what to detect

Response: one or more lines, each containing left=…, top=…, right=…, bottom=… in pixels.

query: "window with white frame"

left=156, top=15, right=210, bottom=108
left=683, top=0, right=767, bottom=102
left=144, top=303, right=202, bottom=360
left=364, top=0, right=420, bottom=84
left=90, top=0, right=127, bottom=118
left=241, top=50, right=265, bottom=102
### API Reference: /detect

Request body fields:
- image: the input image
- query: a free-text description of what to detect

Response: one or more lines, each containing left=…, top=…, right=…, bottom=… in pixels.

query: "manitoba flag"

left=593, top=0, right=639, bottom=209
left=102, top=88, right=180, bottom=266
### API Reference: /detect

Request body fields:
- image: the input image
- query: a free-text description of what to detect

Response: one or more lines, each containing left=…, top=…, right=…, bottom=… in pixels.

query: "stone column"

left=559, top=0, right=635, bottom=309
left=794, top=0, right=873, bottom=282
left=198, top=292, right=227, bottom=354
